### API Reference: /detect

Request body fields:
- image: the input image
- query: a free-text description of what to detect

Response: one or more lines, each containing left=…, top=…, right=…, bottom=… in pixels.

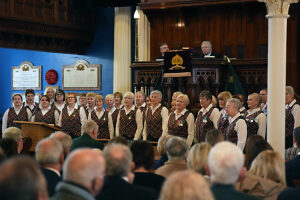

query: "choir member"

left=44, top=87, right=56, bottom=105
left=285, top=86, right=300, bottom=148
left=168, top=94, right=194, bottom=147
left=195, top=90, right=220, bottom=143
left=115, top=92, right=143, bottom=140
left=58, top=92, right=87, bottom=138
left=79, top=93, right=87, bottom=109
left=217, top=91, right=232, bottom=135
left=84, top=92, right=96, bottom=119
left=225, top=98, right=247, bottom=150
left=89, top=95, right=114, bottom=139
left=170, top=91, right=182, bottom=112
left=233, top=94, right=247, bottom=116
left=143, top=90, right=168, bottom=141
left=105, top=94, right=118, bottom=129
left=245, top=93, right=267, bottom=139
left=53, top=89, right=65, bottom=112
left=2, top=94, right=32, bottom=132
left=113, top=91, right=123, bottom=109
left=24, top=89, right=39, bottom=115
left=31, top=95, right=59, bottom=125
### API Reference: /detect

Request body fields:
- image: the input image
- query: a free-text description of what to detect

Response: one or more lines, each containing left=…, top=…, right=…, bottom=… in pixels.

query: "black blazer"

left=41, top=167, right=61, bottom=197
left=96, top=176, right=158, bottom=200
left=286, top=155, right=300, bottom=187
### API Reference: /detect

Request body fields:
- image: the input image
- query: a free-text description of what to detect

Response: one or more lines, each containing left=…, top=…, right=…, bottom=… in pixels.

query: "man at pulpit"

left=201, top=41, right=222, bottom=59
left=159, top=43, right=170, bottom=59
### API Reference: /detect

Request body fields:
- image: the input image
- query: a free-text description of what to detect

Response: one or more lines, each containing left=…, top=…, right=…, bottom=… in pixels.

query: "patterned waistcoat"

left=168, top=111, right=190, bottom=139
left=24, top=102, right=39, bottom=115
left=7, top=107, right=28, bottom=129
left=245, top=110, right=263, bottom=137
left=146, top=106, right=163, bottom=140
left=119, top=108, right=138, bottom=139
left=225, top=116, right=244, bottom=144
left=195, top=107, right=215, bottom=142
left=91, top=110, right=110, bottom=139
left=111, top=108, right=120, bottom=129
left=240, top=107, right=247, bottom=116
left=139, top=106, right=147, bottom=125
left=217, top=114, right=229, bottom=135
left=34, top=107, right=56, bottom=124
left=61, top=107, right=81, bottom=138
left=286, top=102, right=299, bottom=136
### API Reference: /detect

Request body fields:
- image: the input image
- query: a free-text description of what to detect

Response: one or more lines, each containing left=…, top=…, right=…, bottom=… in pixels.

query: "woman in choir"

left=233, top=94, right=247, bottom=116
left=89, top=95, right=114, bottom=139
left=113, top=91, right=123, bottom=109
left=105, top=94, right=118, bottom=129
left=143, top=90, right=168, bottom=141
left=44, top=87, right=56, bottom=105
left=170, top=91, right=182, bottom=113
left=217, top=91, right=232, bottom=135
left=146, top=96, right=152, bottom=107
left=53, top=89, right=65, bottom=112
left=79, top=93, right=87, bottom=109
left=2, top=94, right=32, bottom=133
left=58, top=92, right=87, bottom=138
left=115, top=92, right=143, bottom=140
left=31, top=95, right=60, bottom=125
left=167, top=94, right=194, bottom=147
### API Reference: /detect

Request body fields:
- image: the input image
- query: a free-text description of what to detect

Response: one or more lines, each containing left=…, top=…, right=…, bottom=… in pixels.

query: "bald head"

left=63, top=148, right=105, bottom=196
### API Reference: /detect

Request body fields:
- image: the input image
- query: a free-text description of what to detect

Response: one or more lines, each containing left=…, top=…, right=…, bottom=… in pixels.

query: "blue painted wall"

left=0, top=8, right=115, bottom=115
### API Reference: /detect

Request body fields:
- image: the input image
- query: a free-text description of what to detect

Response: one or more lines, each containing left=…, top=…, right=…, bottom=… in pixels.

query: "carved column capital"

left=258, top=0, right=299, bottom=15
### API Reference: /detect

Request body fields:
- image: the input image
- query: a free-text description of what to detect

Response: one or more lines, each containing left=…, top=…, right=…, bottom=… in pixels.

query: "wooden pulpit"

left=14, top=121, right=61, bottom=151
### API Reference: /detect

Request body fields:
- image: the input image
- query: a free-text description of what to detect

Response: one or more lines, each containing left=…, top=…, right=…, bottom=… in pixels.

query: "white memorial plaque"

left=63, top=60, right=101, bottom=90
left=12, top=61, right=42, bottom=90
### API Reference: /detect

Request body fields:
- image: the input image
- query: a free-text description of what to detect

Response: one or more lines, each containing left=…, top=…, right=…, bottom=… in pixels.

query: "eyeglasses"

left=67, top=97, right=75, bottom=99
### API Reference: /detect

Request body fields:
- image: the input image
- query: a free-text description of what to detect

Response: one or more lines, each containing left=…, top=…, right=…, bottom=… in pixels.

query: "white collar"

left=136, top=102, right=146, bottom=108
left=151, top=103, right=161, bottom=111
left=124, top=105, right=136, bottom=112
left=288, top=99, right=297, bottom=107
left=247, top=107, right=261, bottom=114
left=200, top=104, right=213, bottom=112
left=229, top=113, right=241, bottom=123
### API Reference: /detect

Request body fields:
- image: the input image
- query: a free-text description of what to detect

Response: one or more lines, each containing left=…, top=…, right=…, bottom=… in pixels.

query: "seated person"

left=201, top=41, right=222, bottom=58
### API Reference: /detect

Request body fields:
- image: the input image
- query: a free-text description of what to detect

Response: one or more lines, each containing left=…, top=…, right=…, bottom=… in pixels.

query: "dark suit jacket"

left=286, top=155, right=300, bottom=187
left=41, top=167, right=61, bottom=197
left=211, top=184, right=259, bottom=200
left=278, top=187, right=300, bottom=200
left=70, top=133, right=104, bottom=151
left=96, top=176, right=158, bottom=200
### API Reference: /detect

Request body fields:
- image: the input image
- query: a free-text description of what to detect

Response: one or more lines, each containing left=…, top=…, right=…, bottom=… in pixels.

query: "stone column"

left=113, top=7, right=132, bottom=93
left=258, top=0, right=298, bottom=158
left=137, top=10, right=150, bottom=61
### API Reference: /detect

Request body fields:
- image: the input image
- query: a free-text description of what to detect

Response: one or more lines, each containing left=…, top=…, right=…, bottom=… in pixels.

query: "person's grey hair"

left=157, top=135, right=173, bottom=156
left=160, top=42, right=168, bottom=50
left=177, top=94, right=190, bottom=106
left=201, top=41, right=212, bottom=48
left=44, top=87, right=56, bottom=96
left=227, top=98, right=242, bottom=110
left=82, top=120, right=98, bottom=135
left=205, top=129, right=224, bottom=146
left=3, top=127, right=22, bottom=142
left=105, top=94, right=114, bottom=101
left=286, top=86, right=294, bottom=96
left=103, top=143, right=132, bottom=177
left=150, top=90, right=162, bottom=99
left=135, top=91, right=146, bottom=101
left=166, top=136, right=188, bottom=160
left=124, top=91, right=134, bottom=99
left=63, top=148, right=105, bottom=185
left=35, top=137, right=63, bottom=165
left=50, top=131, right=72, bottom=155
left=208, top=141, right=244, bottom=184
left=159, top=170, right=214, bottom=200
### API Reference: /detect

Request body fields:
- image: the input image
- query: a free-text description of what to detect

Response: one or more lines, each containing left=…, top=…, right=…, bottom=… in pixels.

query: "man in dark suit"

left=97, top=143, right=158, bottom=200
left=51, top=148, right=105, bottom=200
left=35, top=137, right=64, bottom=197
left=207, top=142, right=258, bottom=200
left=201, top=41, right=222, bottom=59
left=286, top=127, right=300, bottom=187
left=70, top=120, right=104, bottom=151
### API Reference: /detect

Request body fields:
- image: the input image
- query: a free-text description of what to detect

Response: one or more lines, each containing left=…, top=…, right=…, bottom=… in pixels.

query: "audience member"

left=187, top=142, right=211, bottom=175
left=97, top=143, right=157, bottom=200
left=207, top=142, right=258, bottom=200
left=0, top=138, right=18, bottom=157
left=107, top=136, right=128, bottom=146
left=70, top=120, right=104, bottom=151
left=50, top=131, right=72, bottom=158
left=278, top=187, right=300, bottom=200
left=236, top=150, right=286, bottom=200
left=0, top=156, right=49, bottom=200
left=35, top=137, right=64, bottom=197
left=153, top=134, right=173, bottom=169
left=159, top=170, right=214, bottom=200
left=2, top=127, right=23, bottom=153
left=131, top=140, right=165, bottom=193
left=205, top=129, right=224, bottom=146
left=286, top=126, right=300, bottom=187
left=156, top=136, right=188, bottom=178
left=244, top=135, right=273, bottom=170
left=51, top=148, right=105, bottom=200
